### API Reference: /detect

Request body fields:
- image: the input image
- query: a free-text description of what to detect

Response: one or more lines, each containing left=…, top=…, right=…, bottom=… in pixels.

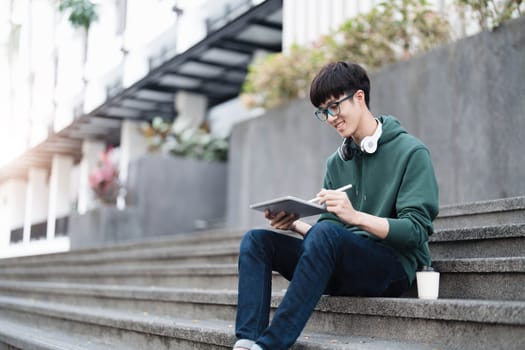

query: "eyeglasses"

left=314, top=93, right=355, bottom=122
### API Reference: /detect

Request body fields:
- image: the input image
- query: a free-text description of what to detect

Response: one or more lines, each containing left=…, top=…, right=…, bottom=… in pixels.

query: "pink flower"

left=89, top=148, right=120, bottom=204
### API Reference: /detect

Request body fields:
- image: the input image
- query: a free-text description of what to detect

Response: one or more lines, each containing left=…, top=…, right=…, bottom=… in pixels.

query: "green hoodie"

left=318, top=115, right=439, bottom=283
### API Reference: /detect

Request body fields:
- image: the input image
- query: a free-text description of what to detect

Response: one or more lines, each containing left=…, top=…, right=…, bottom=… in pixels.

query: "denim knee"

left=239, top=229, right=270, bottom=256
left=303, top=222, right=342, bottom=250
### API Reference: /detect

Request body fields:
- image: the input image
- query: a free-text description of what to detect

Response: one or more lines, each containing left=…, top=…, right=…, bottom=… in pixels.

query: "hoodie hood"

left=347, top=115, right=406, bottom=153
left=377, top=115, right=407, bottom=145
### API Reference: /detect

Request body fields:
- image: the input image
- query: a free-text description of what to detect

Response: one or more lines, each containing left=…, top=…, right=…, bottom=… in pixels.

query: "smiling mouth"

left=334, top=122, right=345, bottom=131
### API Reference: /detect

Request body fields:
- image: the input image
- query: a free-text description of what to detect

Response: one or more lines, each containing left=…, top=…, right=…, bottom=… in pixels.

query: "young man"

left=233, top=61, right=439, bottom=350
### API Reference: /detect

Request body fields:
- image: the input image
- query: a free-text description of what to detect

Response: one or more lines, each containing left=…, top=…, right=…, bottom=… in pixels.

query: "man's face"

left=319, top=91, right=362, bottom=139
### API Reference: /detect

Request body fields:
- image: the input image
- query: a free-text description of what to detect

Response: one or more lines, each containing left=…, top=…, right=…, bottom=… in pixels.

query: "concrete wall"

left=127, top=155, right=228, bottom=236
left=69, top=207, right=142, bottom=250
left=227, top=16, right=525, bottom=228
left=68, top=154, right=227, bottom=248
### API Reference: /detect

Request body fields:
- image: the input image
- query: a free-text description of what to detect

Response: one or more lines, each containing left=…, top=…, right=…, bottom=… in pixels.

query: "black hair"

left=309, top=61, right=370, bottom=108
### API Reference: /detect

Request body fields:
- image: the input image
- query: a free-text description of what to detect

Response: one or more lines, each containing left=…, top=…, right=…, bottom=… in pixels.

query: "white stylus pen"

left=307, top=183, right=353, bottom=203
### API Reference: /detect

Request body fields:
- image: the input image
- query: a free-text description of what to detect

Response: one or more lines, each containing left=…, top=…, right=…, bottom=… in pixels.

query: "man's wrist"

left=353, top=210, right=366, bottom=227
left=291, top=220, right=312, bottom=237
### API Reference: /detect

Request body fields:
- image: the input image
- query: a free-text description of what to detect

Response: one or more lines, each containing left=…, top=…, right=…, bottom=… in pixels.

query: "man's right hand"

left=264, top=209, right=298, bottom=231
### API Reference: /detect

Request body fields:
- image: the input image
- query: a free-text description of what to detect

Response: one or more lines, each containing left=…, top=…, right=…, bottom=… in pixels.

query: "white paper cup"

left=416, top=271, right=440, bottom=300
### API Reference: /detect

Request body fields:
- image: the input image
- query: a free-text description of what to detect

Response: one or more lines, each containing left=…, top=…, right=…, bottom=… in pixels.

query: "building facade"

left=0, top=0, right=487, bottom=258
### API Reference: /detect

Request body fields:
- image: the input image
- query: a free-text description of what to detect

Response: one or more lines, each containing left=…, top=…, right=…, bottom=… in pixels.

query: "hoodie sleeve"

left=384, top=147, right=439, bottom=250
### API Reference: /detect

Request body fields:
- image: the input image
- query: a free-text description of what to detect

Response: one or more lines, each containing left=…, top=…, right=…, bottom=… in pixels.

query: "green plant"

left=378, top=0, right=450, bottom=59
left=140, top=117, right=229, bottom=162
left=242, top=46, right=326, bottom=109
left=455, top=0, right=524, bottom=30
left=58, top=0, right=99, bottom=31
left=170, top=128, right=229, bottom=162
left=241, top=0, right=450, bottom=110
left=320, top=5, right=400, bottom=69
left=140, top=117, right=172, bottom=153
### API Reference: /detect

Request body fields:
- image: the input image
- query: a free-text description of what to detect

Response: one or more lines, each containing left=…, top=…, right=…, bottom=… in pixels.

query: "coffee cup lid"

left=420, top=265, right=436, bottom=272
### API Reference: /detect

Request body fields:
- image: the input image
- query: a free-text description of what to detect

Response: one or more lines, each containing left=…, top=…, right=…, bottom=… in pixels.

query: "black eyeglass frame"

left=314, top=92, right=356, bottom=122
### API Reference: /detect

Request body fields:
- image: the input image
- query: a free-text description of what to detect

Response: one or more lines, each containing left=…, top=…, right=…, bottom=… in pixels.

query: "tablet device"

left=249, top=196, right=327, bottom=218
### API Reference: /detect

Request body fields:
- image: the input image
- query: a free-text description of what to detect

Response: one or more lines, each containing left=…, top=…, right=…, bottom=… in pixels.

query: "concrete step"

left=2, top=223, right=524, bottom=270
left=434, top=196, right=525, bottom=230
left=68, top=227, right=244, bottom=250
left=0, top=317, right=117, bottom=350
left=402, top=257, right=525, bottom=300
left=0, top=295, right=446, bottom=350
left=1, top=280, right=524, bottom=329
left=0, top=292, right=524, bottom=350
left=432, top=256, right=525, bottom=300
left=403, top=257, right=525, bottom=301
left=0, top=281, right=242, bottom=322
left=0, top=263, right=250, bottom=290
left=0, top=242, right=241, bottom=269
left=1, top=256, right=524, bottom=300
left=430, top=223, right=525, bottom=259
left=0, top=229, right=245, bottom=268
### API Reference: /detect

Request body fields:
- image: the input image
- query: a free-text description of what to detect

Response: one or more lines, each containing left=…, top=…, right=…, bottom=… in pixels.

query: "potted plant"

left=69, top=147, right=142, bottom=250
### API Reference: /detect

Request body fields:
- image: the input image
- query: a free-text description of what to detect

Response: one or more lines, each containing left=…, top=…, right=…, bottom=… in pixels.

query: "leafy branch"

left=455, top=0, right=523, bottom=30
left=58, top=0, right=99, bottom=31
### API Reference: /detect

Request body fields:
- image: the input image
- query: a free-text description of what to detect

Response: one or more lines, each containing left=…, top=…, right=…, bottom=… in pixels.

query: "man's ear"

left=354, top=90, right=366, bottom=106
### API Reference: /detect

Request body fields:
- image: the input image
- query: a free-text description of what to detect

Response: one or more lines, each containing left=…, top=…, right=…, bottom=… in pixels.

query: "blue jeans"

left=235, top=221, right=409, bottom=350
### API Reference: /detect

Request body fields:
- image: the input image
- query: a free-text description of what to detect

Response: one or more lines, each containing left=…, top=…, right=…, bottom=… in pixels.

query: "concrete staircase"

left=0, top=197, right=524, bottom=349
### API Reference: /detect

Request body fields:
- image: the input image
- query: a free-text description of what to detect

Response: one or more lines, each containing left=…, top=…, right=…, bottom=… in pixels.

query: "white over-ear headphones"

left=337, top=118, right=383, bottom=161
left=360, top=118, right=382, bottom=154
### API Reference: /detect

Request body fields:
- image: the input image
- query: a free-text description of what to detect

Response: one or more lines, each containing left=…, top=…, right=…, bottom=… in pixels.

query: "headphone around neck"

left=337, top=118, right=383, bottom=161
